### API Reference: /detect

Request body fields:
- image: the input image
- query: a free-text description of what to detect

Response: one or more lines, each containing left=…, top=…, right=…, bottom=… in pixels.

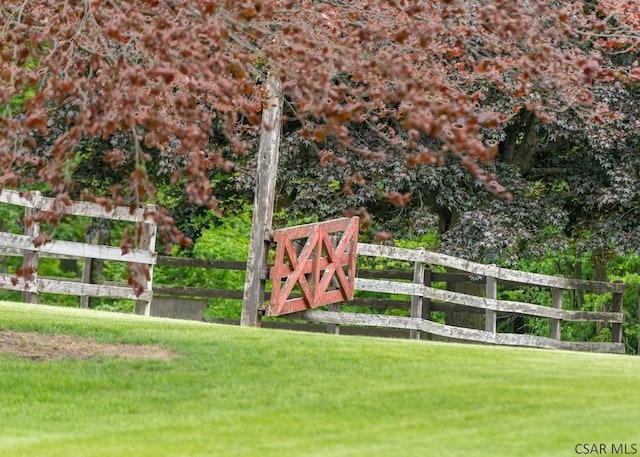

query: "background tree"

left=1, top=0, right=639, bottom=283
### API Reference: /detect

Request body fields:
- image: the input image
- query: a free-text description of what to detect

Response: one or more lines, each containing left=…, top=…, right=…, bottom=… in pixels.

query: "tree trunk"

left=573, top=261, right=584, bottom=310
left=592, top=248, right=609, bottom=334
left=438, top=110, right=540, bottom=332
left=444, top=272, right=485, bottom=330
left=592, top=251, right=608, bottom=283
left=499, top=110, right=539, bottom=174
left=80, top=227, right=109, bottom=309
left=59, top=258, right=78, bottom=275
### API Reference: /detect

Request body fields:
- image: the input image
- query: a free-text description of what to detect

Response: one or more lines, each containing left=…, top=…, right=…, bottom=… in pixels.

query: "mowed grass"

left=1, top=302, right=639, bottom=457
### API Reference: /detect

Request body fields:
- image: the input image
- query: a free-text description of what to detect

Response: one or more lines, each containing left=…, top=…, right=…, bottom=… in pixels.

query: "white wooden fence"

left=0, top=190, right=157, bottom=314
left=0, top=191, right=628, bottom=353
left=289, top=243, right=627, bottom=354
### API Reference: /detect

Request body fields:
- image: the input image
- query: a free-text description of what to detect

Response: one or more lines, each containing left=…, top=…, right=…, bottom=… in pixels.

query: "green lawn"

left=1, top=301, right=639, bottom=457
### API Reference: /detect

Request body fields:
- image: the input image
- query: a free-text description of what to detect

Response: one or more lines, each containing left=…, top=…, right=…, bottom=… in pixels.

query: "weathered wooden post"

left=410, top=260, right=425, bottom=340
left=611, top=282, right=624, bottom=345
left=485, top=272, right=497, bottom=334
left=550, top=288, right=563, bottom=340
left=241, top=77, right=283, bottom=327
left=80, top=254, right=93, bottom=308
left=80, top=227, right=107, bottom=309
left=327, top=304, right=340, bottom=335
left=422, top=268, right=433, bottom=340
left=136, top=210, right=158, bottom=317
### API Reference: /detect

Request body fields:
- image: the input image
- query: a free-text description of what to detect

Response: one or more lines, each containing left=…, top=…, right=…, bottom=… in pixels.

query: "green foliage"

left=191, top=209, right=250, bottom=261
left=347, top=232, right=443, bottom=317
left=273, top=207, right=318, bottom=227
left=394, top=231, right=440, bottom=251
left=526, top=317, right=551, bottom=338
left=154, top=209, right=251, bottom=319
left=0, top=89, right=36, bottom=117
left=0, top=203, right=24, bottom=234
left=499, top=287, right=552, bottom=308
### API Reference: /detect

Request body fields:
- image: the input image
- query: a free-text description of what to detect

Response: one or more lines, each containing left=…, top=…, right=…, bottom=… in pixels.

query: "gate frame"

left=266, top=217, right=358, bottom=317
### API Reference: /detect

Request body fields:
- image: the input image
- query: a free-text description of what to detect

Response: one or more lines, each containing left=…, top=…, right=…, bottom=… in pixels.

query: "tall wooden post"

left=327, top=303, right=340, bottom=335
left=485, top=274, right=497, bottom=334
left=80, top=228, right=107, bottom=309
left=422, top=268, right=433, bottom=340
left=136, top=210, right=157, bottom=317
left=80, top=254, right=93, bottom=309
left=550, top=288, right=563, bottom=340
left=241, top=77, right=283, bottom=327
left=611, top=281, right=624, bottom=345
left=410, top=261, right=425, bottom=340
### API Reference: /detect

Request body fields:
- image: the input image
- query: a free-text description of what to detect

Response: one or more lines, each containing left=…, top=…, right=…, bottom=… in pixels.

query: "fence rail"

left=0, top=190, right=157, bottom=309
left=154, top=242, right=626, bottom=353
left=287, top=243, right=626, bottom=353
left=356, top=243, right=627, bottom=293
left=290, top=309, right=623, bottom=353
left=0, top=190, right=150, bottom=222
left=0, top=192, right=628, bottom=353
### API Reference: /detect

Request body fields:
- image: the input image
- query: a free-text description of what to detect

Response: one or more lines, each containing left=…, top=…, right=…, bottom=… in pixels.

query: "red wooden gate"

left=266, top=217, right=359, bottom=317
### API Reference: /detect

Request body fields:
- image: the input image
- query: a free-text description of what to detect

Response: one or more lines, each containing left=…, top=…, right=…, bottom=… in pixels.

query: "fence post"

left=80, top=229, right=106, bottom=309
left=612, top=282, right=623, bottom=345
left=22, top=202, right=39, bottom=304
left=550, top=288, right=563, bottom=340
left=422, top=268, right=432, bottom=340
left=485, top=272, right=497, bottom=334
left=80, top=257, right=92, bottom=308
left=410, top=261, right=425, bottom=340
left=241, top=76, right=282, bottom=327
left=326, top=234, right=341, bottom=335
left=327, top=303, right=340, bottom=335
left=136, top=213, right=157, bottom=317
